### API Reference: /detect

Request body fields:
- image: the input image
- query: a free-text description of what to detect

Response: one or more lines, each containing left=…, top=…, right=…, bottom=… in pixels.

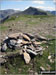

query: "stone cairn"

left=1, top=32, right=47, bottom=64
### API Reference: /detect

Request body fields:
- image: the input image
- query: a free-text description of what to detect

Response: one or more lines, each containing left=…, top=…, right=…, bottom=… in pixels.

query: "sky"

left=0, top=0, right=56, bottom=11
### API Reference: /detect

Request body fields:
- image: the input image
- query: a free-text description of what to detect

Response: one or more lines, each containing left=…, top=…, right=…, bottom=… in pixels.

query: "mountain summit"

left=21, top=7, right=47, bottom=15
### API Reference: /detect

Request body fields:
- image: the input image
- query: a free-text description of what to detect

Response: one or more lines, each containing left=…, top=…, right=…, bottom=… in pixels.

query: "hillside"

left=47, top=11, right=56, bottom=15
left=0, top=9, right=21, bottom=21
left=0, top=7, right=53, bottom=22
left=50, top=11, right=56, bottom=15
left=0, top=15, right=55, bottom=74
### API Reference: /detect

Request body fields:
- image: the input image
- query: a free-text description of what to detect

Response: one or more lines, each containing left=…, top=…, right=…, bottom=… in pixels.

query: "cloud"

left=24, top=6, right=30, bottom=10
left=32, top=1, right=45, bottom=4
left=53, top=0, right=56, bottom=3
left=13, top=8, right=20, bottom=10
left=24, top=5, right=55, bottom=11
left=36, top=6, right=55, bottom=11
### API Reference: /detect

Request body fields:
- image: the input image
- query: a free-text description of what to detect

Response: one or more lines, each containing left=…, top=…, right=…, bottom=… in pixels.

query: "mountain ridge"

left=0, top=7, right=55, bottom=22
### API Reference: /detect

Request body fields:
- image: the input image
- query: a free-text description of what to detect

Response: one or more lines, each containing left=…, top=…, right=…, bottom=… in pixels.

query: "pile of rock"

left=1, top=32, right=47, bottom=64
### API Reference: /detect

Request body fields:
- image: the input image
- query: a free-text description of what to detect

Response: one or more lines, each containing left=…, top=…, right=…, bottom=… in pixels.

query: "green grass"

left=5, top=16, right=16, bottom=22
left=0, top=15, right=55, bottom=74
left=45, top=35, right=55, bottom=39
left=0, top=25, right=8, bottom=31
left=3, top=15, right=55, bottom=23
left=1, top=39, right=55, bottom=74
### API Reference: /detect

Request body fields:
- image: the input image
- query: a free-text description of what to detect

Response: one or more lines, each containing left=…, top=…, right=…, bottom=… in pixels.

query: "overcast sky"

left=0, top=0, right=56, bottom=11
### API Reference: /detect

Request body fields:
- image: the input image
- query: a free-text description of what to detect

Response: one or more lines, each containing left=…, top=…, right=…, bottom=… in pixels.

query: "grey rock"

left=1, top=43, right=7, bottom=52
left=8, top=39, right=17, bottom=49
left=40, top=66, right=45, bottom=71
left=10, top=40, right=17, bottom=46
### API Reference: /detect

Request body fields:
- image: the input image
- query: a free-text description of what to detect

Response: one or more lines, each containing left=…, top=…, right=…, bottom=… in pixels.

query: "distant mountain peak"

left=25, top=6, right=37, bottom=11
left=22, top=6, right=47, bottom=15
left=28, top=6, right=35, bottom=9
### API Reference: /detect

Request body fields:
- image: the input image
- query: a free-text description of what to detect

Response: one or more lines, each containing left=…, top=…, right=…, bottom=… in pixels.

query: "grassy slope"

left=0, top=15, right=55, bottom=74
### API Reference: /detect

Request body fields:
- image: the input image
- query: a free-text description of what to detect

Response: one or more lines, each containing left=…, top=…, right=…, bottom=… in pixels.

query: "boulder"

left=23, top=51, right=31, bottom=64
left=21, top=40, right=31, bottom=44
left=9, top=39, right=17, bottom=46
left=1, top=43, right=7, bottom=52
left=33, top=41, right=42, bottom=45
left=50, top=59, right=54, bottom=63
left=8, top=39, right=17, bottom=49
left=24, top=33, right=34, bottom=39
left=26, top=49, right=37, bottom=56
left=8, top=33, right=21, bottom=39
left=17, top=39, right=31, bottom=45
left=21, top=34, right=31, bottom=41
left=17, top=39, right=22, bottom=44
left=48, top=55, right=51, bottom=60
left=35, top=34, right=47, bottom=41
left=40, top=66, right=45, bottom=71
